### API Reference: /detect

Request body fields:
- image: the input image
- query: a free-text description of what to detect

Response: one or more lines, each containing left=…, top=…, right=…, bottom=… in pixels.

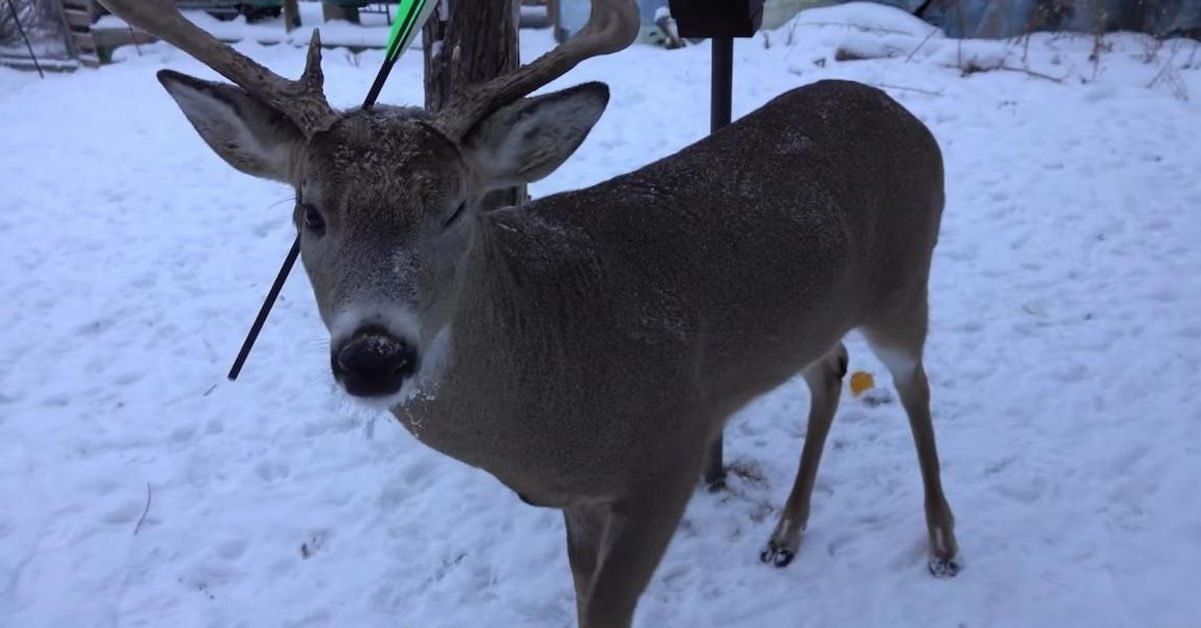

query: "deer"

left=97, top=0, right=961, bottom=625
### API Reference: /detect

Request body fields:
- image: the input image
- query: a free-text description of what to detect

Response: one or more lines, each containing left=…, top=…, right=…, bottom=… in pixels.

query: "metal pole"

left=710, top=36, right=733, bottom=132
left=6, top=0, right=44, bottom=79
left=703, top=35, right=734, bottom=488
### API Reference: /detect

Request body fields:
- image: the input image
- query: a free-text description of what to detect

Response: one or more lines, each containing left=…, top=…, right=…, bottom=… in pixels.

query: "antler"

left=435, top=0, right=640, bottom=140
left=97, top=0, right=338, bottom=136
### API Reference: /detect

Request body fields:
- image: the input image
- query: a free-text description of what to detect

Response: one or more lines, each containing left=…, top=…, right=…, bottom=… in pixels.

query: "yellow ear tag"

left=849, top=371, right=875, bottom=397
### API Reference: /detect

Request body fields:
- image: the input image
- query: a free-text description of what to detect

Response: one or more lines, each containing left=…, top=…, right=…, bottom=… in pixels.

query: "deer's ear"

left=156, top=69, right=304, bottom=183
left=462, top=82, right=609, bottom=189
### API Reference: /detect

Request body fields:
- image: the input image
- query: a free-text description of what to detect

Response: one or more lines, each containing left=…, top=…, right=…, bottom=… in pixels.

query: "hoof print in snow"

left=300, top=532, right=328, bottom=560
left=860, top=388, right=894, bottom=407
left=928, top=557, right=961, bottom=578
left=759, top=543, right=795, bottom=568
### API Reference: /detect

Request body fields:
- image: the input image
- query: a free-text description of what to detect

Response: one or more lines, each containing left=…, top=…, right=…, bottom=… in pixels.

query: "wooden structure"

left=58, top=0, right=102, bottom=67
left=59, top=0, right=153, bottom=67
left=47, top=1, right=553, bottom=70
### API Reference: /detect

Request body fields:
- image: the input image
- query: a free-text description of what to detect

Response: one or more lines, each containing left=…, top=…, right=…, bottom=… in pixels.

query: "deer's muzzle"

left=331, top=326, right=418, bottom=398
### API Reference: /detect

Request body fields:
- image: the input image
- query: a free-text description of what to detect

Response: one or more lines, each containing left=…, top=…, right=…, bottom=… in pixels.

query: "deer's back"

left=522, top=79, right=945, bottom=367
left=409, top=80, right=945, bottom=503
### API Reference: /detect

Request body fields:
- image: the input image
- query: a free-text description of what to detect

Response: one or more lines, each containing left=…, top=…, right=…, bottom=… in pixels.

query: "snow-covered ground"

left=2, top=4, right=1199, bottom=627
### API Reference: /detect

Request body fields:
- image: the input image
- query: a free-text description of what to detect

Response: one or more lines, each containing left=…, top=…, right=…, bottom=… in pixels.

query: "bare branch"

left=133, top=483, right=152, bottom=535
left=871, top=82, right=944, bottom=96
left=905, top=27, right=941, bottom=63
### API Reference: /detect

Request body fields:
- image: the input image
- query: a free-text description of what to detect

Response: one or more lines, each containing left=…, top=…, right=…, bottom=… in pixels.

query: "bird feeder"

left=667, top=0, right=764, bottom=39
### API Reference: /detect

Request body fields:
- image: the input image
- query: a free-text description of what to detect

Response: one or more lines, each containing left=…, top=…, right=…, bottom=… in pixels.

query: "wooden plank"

left=0, top=54, right=81, bottom=73
left=63, top=8, right=94, bottom=29
left=92, top=26, right=157, bottom=48
left=61, top=0, right=96, bottom=22
left=71, top=34, right=97, bottom=53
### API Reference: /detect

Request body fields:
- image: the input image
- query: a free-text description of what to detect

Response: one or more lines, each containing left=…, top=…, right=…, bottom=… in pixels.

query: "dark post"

left=667, top=0, right=763, bottom=489
left=703, top=24, right=727, bottom=480
left=702, top=37, right=733, bottom=488
left=705, top=35, right=736, bottom=488
left=710, top=37, right=732, bottom=133
left=282, top=0, right=300, bottom=32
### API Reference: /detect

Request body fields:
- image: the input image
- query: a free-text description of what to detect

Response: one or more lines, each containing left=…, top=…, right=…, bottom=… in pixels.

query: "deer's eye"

left=443, top=201, right=467, bottom=229
left=302, top=204, right=325, bottom=235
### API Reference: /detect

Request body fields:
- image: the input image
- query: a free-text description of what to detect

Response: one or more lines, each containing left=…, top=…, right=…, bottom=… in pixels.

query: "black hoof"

left=928, top=556, right=961, bottom=578
left=705, top=477, right=727, bottom=493
left=759, top=543, right=795, bottom=568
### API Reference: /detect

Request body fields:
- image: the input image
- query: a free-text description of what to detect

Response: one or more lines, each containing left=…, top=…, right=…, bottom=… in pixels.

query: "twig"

left=949, top=62, right=1066, bottom=83
left=786, top=15, right=799, bottom=46
left=5, top=0, right=43, bottom=79
left=133, top=483, right=152, bottom=535
left=954, top=0, right=965, bottom=71
left=999, top=64, right=1065, bottom=82
left=1088, top=8, right=1109, bottom=82
left=1148, top=45, right=1180, bottom=88
left=789, top=21, right=915, bottom=37
left=905, top=27, right=940, bottom=63
left=1148, top=42, right=1189, bottom=101
left=871, top=82, right=943, bottom=96
left=128, top=26, right=143, bottom=56
left=202, top=337, right=217, bottom=363
left=203, top=383, right=217, bottom=397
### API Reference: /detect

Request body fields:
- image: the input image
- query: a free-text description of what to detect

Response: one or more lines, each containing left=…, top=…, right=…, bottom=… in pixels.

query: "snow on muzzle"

left=328, top=308, right=421, bottom=398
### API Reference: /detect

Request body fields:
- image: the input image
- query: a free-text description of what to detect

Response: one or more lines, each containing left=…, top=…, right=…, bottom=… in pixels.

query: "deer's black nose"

left=332, top=327, right=418, bottom=397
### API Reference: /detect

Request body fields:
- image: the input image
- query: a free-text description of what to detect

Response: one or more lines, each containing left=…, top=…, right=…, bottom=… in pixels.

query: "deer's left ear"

left=461, top=82, right=610, bottom=189
left=157, top=69, right=305, bottom=183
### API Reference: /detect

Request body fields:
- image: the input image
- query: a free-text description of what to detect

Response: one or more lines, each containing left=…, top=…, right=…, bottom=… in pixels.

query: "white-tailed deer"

left=98, top=0, right=960, bottom=625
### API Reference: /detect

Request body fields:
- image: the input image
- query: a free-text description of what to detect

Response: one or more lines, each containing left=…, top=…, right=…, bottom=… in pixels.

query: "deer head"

left=98, top=0, right=639, bottom=401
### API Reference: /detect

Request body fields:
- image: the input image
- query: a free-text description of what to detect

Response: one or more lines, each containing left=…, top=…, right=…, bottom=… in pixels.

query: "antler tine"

left=436, top=0, right=640, bottom=140
left=97, top=0, right=338, bottom=136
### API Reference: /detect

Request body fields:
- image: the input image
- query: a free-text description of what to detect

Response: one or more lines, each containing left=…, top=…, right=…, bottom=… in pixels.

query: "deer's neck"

left=388, top=205, right=595, bottom=477
left=450, top=206, right=584, bottom=365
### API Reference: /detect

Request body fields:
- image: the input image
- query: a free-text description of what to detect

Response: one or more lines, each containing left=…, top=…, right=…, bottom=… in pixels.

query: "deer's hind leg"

left=862, top=292, right=960, bottom=577
left=761, top=342, right=848, bottom=568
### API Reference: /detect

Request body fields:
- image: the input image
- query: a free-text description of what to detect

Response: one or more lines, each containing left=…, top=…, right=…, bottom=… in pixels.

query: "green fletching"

left=385, top=0, right=438, bottom=63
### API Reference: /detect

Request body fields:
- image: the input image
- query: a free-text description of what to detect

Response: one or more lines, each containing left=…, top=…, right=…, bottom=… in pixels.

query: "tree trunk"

left=422, top=0, right=527, bottom=208
left=282, top=0, right=300, bottom=33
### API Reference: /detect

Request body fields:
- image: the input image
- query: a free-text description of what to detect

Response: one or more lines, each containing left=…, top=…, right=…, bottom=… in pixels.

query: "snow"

left=788, top=1, right=944, bottom=38
left=2, top=3, right=1200, bottom=627
left=96, top=6, right=403, bottom=50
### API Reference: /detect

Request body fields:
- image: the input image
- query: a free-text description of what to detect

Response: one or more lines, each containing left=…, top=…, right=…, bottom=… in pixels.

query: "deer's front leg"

left=581, top=471, right=697, bottom=628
